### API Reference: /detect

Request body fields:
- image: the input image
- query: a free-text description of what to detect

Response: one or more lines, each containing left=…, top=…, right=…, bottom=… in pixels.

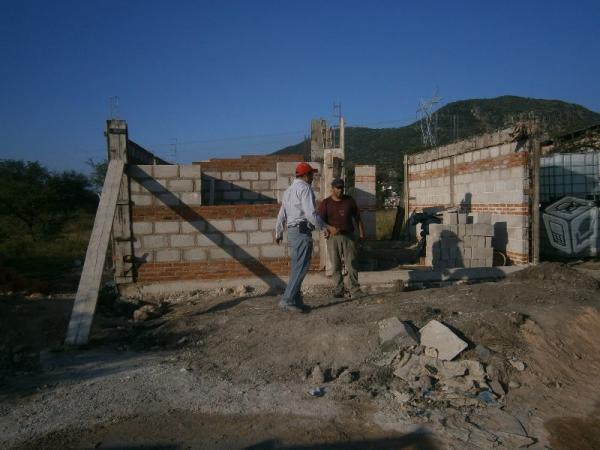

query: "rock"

left=310, top=365, right=325, bottom=384
left=393, top=353, right=421, bottom=381
left=477, top=390, right=497, bottom=405
left=509, top=359, right=526, bottom=371
left=509, top=381, right=521, bottom=389
left=475, top=344, right=492, bottom=362
left=177, top=336, right=188, bottom=345
left=461, top=360, right=486, bottom=380
left=392, top=390, right=412, bottom=403
left=133, top=304, right=160, bottom=322
left=489, top=379, right=506, bottom=396
left=419, top=320, right=468, bottom=361
left=439, top=360, right=468, bottom=379
left=234, top=285, right=251, bottom=296
left=309, top=387, right=324, bottom=397
left=424, top=347, right=439, bottom=358
left=378, top=317, right=419, bottom=347
left=27, top=292, right=44, bottom=300
left=410, top=375, right=433, bottom=392
left=337, top=369, right=355, bottom=384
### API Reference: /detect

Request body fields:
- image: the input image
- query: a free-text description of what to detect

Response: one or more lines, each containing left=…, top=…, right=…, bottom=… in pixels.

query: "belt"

left=288, top=221, right=314, bottom=232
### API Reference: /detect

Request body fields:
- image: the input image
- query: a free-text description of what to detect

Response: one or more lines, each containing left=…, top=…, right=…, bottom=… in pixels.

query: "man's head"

left=295, top=162, right=318, bottom=184
left=331, top=178, right=344, bottom=199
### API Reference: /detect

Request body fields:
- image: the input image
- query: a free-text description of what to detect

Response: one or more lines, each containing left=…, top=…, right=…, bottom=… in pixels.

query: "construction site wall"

left=406, top=129, right=531, bottom=265
left=126, top=159, right=322, bottom=284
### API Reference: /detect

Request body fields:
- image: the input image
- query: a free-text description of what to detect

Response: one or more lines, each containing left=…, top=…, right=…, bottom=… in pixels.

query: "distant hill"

left=273, top=96, right=600, bottom=181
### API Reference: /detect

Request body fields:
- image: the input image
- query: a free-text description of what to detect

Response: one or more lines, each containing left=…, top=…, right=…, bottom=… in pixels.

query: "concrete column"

left=355, top=165, right=377, bottom=239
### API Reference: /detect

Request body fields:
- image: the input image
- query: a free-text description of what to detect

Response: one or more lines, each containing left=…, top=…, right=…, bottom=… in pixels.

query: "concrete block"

left=260, top=218, right=277, bottom=231
left=472, top=247, right=493, bottom=259
left=197, top=233, right=223, bottom=247
left=252, top=180, right=270, bottom=190
left=419, top=319, right=468, bottom=361
left=242, top=191, right=260, bottom=200
left=458, top=213, right=467, bottom=224
left=485, top=257, right=493, bottom=267
left=222, top=171, right=240, bottom=181
left=142, top=235, right=167, bottom=248
left=170, top=234, right=195, bottom=247
left=183, top=248, right=207, bottom=261
left=231, top=181, right=251, bottom=190
left=156, top=193, right=181, bottom=206
left=180, top=192, right=202, bottom=205
left=485, top=237, right=492, bottom=247
left=153, top=165, right=179, bottom=178
left=208, top=248, right=235, bottom=260
left=206, top=219, right=233, bottom=233
left=429, top=224, right=443, bottom=236
left=168, top=179, right=194, bottom=192
left=235, top=218, right=259, bottom=232
left=128, top=165, right=153, bottom=179
left=261, top=245, right=286, bottom=258
left=131, top=194, right=152, bottom=206
left=215, top=180, right=231, bottom=191
left=155, top=249, right=181, bottom=262
left=223, top=232, right=248, bottom=246
left=234, top=246, right=261, bottom=260
left=179, top=164, right=202, bottom=178
left=378, top=317, right=419, bottom=347
left=181, top=220, right=206, bottom=233
left=249, top=231, right=274, bottom=245
left=223, top=191, right=241, bottom=201
left=132, top=222, right=153, bottom=235
left=463, top=247, right=472, bottom=259
left=472, top=223, right=493, bottom=236
left=443, top=211, right=458, bottom=225
left=476, top=212, right=492, bottom=224
left=241, top=171, right=259, bottom=180
left=142, top=178, right=168, bottom=193
left=260, top=171, right=277, bottom=180
left=155, top=221, right=180, bottom=234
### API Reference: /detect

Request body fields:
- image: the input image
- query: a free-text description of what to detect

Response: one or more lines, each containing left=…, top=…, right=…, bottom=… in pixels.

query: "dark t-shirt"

left=317, top=195, right=360, bottom=233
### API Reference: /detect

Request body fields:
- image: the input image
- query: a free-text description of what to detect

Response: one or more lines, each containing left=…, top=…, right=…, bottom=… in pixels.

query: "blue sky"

left=1, top=0, right=599, bottom=172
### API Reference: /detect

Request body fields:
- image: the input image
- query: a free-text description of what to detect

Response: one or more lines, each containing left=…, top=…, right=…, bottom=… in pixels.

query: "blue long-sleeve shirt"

left=275, top=178, right=326, bottom=239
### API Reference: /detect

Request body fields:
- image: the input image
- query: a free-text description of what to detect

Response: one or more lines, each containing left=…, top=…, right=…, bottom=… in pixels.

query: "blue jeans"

left=280, top=226, right=313, bottom=306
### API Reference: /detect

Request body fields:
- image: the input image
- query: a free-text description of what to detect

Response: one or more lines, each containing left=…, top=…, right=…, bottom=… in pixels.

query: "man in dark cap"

left=275, top=162, right=337, bottom=312
left=318, top=178, right=365, bottom=298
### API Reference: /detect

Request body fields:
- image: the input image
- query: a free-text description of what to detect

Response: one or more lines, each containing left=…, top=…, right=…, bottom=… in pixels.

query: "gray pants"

left=280, top=226, right=313, bottom=306
left=328, top=233, right=360, bottom=294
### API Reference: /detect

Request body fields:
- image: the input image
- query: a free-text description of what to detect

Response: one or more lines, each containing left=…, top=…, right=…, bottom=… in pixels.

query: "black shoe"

left=333, top=291, right=345, bottom=298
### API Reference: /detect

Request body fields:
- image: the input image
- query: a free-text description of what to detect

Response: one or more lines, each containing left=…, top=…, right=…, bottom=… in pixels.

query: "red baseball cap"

left=295, top=162, right=318, bottom=176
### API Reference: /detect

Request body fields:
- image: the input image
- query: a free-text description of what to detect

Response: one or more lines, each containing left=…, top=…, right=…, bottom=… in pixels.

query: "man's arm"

left=275, top=203, right=286, bottom=244
left=302, top=187, right=336, bottom=235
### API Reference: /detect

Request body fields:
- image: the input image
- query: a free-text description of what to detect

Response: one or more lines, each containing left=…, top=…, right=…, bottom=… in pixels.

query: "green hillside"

left=273, top=96, right=600, bottom=182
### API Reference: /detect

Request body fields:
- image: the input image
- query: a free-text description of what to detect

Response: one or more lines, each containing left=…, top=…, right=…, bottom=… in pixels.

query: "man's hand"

left=358, top=232, right=365, bottom=241
left=276, top=236, right=283, bottom=245
left=327, top=225, right=338, bottom=236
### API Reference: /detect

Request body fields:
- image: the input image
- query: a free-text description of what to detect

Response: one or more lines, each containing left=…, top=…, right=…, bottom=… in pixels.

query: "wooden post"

left=403, top=154, right=410, bottom=235
left=65, top=159, right=125, bottom=345
left=531, top=138, right=541, bottom=264
left=107, top=120, right=134, bottom=284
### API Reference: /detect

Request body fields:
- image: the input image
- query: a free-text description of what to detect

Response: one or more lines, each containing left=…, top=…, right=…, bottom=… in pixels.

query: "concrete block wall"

left=130, top=203, right=321, bottom=282
left=354, top=165, right=377, bottom=239
left=425, top=213, right=494, bottom=268
left=128, top=164, right=202, bottom=207
left=276, top=161, right=323, bottom=202
left=407, top=129, right=530, bottom=265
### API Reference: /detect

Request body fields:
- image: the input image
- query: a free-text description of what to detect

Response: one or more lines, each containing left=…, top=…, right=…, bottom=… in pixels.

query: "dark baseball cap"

left=331, top=178, right=344, bottom=188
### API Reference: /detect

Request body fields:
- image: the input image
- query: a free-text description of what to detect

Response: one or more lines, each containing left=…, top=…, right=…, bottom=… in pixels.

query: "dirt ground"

left=1, top=261, right=600, bottom=449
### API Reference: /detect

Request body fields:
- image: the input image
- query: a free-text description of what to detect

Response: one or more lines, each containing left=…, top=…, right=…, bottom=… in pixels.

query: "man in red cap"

left=275, top=162, right=337, bottom=312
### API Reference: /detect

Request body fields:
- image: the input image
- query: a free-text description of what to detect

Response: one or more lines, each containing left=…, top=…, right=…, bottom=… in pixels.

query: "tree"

left=0, top=159, right=97, bottom=241
left=86, top=158, right=108, bottom=192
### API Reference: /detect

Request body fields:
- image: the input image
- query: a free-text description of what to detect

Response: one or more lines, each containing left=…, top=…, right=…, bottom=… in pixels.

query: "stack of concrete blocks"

left=425, top=211, right=494, bottom=268
left=354, top=165, right=377, bottom=239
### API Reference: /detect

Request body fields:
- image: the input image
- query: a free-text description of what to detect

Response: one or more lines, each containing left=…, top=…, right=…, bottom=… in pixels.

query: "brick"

left=222, top=171, right=240, bottom=181
left=179, top=165, right=202, bottom=178
left=223, top=232, right=248, bottom=246
left=241, top=171, right=259, bottom=180
left=206, top=219, right=233, bottom=232
left=168, top=179, right=194, bottom=192
left=154, top=221, right=180, bottom=234
left=142, top=235, right=167, bottom=248
left=235, top=218, right=259, bottom=231
left=170, top=234, right=195, bottom=247
left=249, top=231, right=274, bottom=245
left=197, top=233, right=223, bottom=247
left=153, top=165, right=178, bottom=178
left=131, top=194, right=152, bottom=206
left=156, top=249, right=181, bottom=262
left=261, top=245, right=285, bottom=258
left=183, top=248, right=207, bottom=261
left=181, top=220, right=206, bottom=233
left=132, top=222, right=153, bottom=235
left=180, top=192, right=202, bottom=205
